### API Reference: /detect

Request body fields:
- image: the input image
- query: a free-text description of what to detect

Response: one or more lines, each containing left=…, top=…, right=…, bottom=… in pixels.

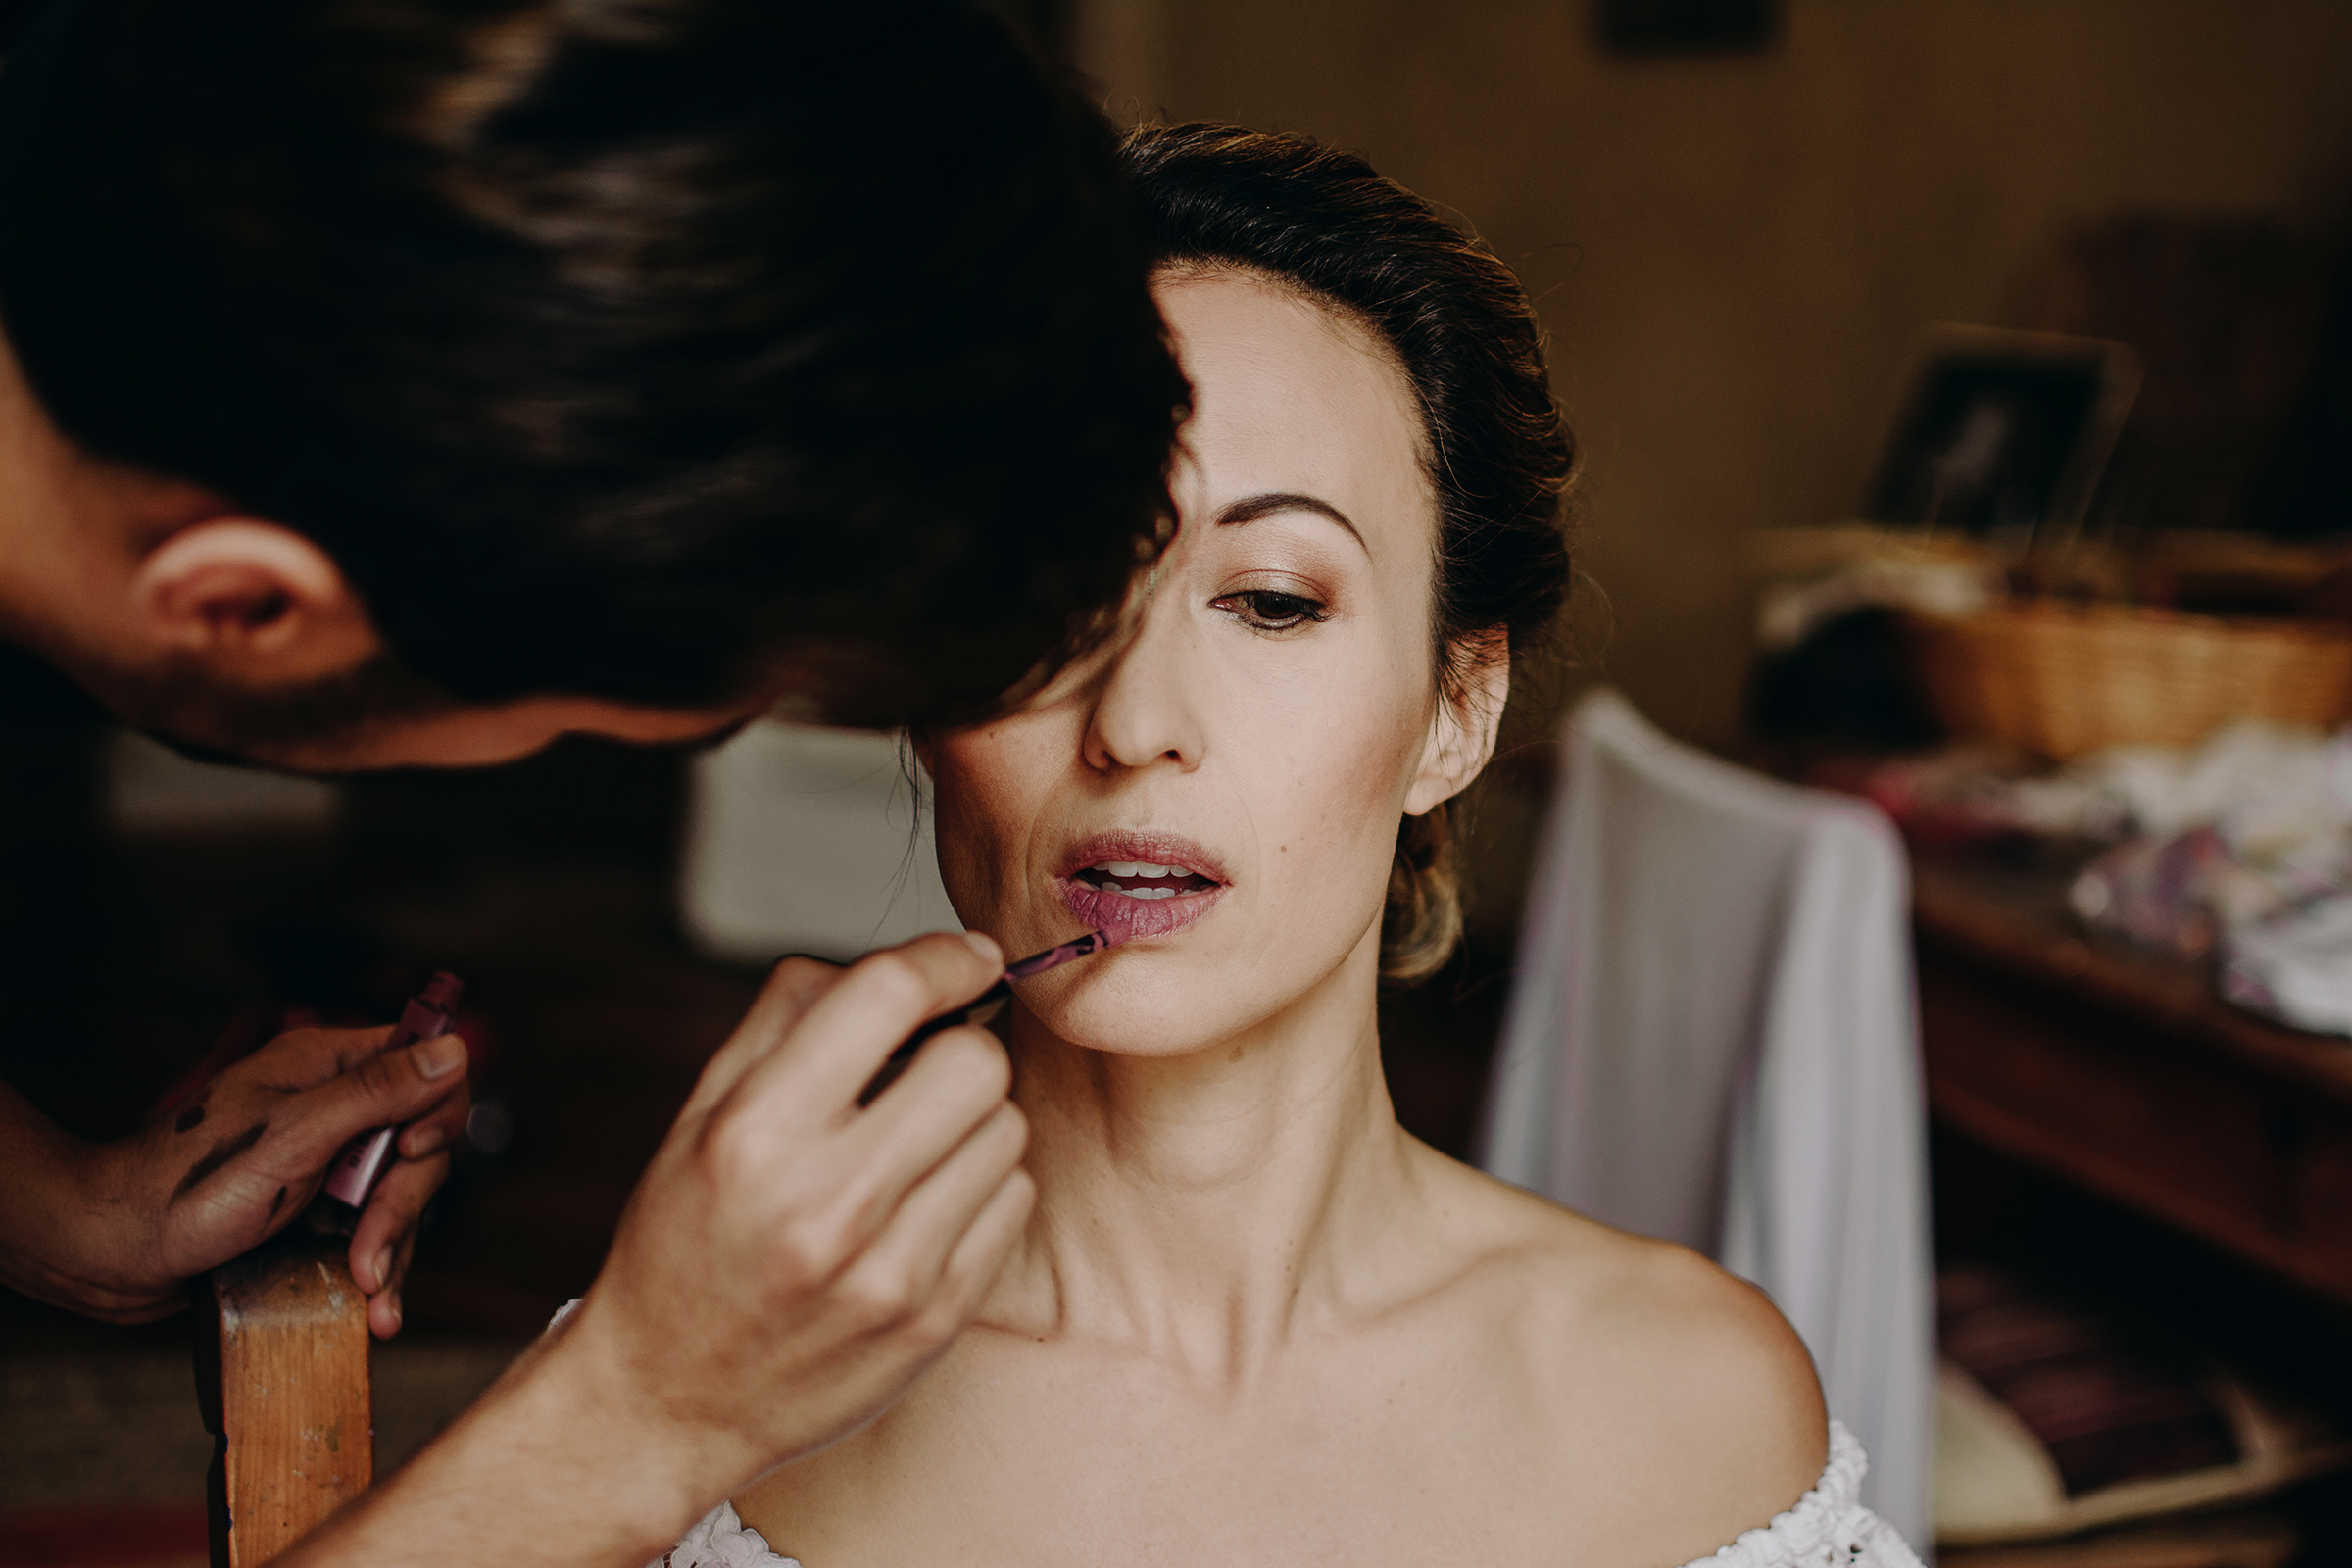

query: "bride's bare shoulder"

left=1421, top=1151, right=1830, bottom=1544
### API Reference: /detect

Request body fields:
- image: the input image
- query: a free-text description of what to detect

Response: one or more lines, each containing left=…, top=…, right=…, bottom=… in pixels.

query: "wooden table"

left=1913, top=855, right=2352, bottom=1310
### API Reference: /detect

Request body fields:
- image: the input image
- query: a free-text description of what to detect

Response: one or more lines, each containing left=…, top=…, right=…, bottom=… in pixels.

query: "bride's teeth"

left=1105, top=860, right=1140, bottom=877
left=1137, top=862, right=1170, bottom=877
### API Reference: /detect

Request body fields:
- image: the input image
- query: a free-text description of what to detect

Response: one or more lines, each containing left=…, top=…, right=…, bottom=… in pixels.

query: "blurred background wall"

left=1071, top=0, right=2352, bottom=747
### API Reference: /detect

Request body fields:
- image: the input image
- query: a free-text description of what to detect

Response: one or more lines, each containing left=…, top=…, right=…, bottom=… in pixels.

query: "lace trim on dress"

left=1679, top=1421, right=1923, bottom=1568
left=652, top=1501, right=799, bottom=1568
left=653, top=1420, right=1920, bottom=1568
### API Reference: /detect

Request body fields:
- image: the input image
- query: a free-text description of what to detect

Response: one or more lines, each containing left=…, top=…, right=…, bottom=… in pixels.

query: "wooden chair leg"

left=194, top=1234, right=373, bottom=1566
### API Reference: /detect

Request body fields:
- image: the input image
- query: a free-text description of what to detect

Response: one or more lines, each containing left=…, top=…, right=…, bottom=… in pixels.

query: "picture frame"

left=1862, top=324, right=2140, bottom=543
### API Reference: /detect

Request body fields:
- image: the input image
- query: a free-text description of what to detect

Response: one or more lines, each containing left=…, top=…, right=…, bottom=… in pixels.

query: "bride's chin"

left=1020, top=1019, right=1214, bottom=1061
left=1013, top=996, right=1241, bottom=1062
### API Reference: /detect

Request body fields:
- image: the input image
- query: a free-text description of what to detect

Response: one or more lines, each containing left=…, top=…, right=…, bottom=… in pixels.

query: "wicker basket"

left=1907, top=603, right=2352, bottom=758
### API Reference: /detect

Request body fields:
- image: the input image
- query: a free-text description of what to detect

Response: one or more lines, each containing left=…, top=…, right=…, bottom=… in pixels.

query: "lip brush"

left=857, top=929, right=1112, bottom=1106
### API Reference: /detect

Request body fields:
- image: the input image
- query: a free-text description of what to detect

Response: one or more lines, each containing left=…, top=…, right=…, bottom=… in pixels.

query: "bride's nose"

left=1081, top=594, right=1204, bottom=774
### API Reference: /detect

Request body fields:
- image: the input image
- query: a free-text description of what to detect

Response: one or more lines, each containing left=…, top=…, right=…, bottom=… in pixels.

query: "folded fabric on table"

left=2036, top=722, right=2352, bottom=1036
left=2222, top=893, right=2352, bottom=1037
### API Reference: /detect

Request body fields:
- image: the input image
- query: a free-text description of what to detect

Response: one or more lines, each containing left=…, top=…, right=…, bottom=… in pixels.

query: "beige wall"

left=1075, top=0, right=2352, bottom=749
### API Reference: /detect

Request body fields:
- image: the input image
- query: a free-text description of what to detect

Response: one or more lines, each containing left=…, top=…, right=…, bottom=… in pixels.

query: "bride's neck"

left=998, top=927, right=1417, bottom=1373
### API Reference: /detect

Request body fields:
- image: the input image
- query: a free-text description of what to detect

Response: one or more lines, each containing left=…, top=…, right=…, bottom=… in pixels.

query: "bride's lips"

left=1054, top=830, right=1230, bottom=947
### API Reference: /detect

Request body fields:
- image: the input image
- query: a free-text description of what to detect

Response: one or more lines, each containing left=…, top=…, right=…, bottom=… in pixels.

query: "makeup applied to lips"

left=1055, top=829, right=1231, bottom=947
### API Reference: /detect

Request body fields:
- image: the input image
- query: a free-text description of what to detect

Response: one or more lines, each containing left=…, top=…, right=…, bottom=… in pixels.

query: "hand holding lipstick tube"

left=318, top=971, right=465, bottom=1209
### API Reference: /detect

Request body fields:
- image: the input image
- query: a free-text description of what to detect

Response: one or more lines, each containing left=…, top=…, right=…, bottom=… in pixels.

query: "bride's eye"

left=1212, top=588, right=1331, bottom=632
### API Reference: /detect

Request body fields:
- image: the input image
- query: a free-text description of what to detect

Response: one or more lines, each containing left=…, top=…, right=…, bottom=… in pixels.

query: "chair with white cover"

left=1476, top=688, right=1934, bottom=1548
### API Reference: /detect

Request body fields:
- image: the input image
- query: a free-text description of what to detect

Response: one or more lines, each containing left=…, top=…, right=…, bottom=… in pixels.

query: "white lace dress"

left=653, top=1418, right=1922, bottom=1568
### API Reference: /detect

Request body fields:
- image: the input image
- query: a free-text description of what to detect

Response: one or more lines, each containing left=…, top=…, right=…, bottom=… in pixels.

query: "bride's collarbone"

left=738, top=1356, right=1601, bottom=1568
left=734, top=1219, right=1817, bottom=1568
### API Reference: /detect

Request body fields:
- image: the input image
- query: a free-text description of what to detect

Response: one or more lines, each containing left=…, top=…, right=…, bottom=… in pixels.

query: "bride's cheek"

left=936, top=727, right=1061, bottom=913
left=1278, top=710, right=1420, bottom=891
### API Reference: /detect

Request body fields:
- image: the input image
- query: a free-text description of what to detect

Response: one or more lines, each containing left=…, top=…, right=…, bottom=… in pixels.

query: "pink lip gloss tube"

left=319, top=971, right=465, bottom=1209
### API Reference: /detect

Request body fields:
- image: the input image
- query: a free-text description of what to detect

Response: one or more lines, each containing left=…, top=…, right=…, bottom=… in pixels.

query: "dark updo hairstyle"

left=0, top=0, right=1185, bottom=733
left=1121, top=124, right=1574, bottom=982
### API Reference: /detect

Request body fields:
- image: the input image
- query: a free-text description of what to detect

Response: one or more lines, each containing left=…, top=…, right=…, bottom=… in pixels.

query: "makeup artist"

left=0, top=1, right=1181, bottom=1562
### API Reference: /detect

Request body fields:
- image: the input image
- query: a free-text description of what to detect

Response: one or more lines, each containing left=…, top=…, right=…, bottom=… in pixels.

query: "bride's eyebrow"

left=1214, top=492, right=1368, bottom=557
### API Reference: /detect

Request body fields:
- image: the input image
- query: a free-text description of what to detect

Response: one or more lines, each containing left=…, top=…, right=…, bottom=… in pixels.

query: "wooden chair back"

left=193, top=1234, right=373, bottom=1566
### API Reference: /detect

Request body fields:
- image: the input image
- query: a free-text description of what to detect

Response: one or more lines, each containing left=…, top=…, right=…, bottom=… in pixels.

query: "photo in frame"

left=1863, top=325, right=2140, bottom=542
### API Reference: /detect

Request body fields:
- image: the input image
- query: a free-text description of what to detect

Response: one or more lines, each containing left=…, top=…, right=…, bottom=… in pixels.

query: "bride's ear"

left=1403, top=631, right=1507, bottom=816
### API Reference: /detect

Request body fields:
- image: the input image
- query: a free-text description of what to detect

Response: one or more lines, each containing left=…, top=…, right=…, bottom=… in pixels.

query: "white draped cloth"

left=1476, top=689, right=1936, bottom=1549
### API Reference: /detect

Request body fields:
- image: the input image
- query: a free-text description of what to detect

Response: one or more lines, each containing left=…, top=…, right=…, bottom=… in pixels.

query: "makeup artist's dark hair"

left=1122, top=123, right=1574, bottom=983
left=0, top=0, right=1184, bottom=733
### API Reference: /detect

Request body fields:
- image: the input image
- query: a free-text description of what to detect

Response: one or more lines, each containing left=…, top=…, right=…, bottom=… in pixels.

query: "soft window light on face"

left=924, top=270, right=1455, bottom=1058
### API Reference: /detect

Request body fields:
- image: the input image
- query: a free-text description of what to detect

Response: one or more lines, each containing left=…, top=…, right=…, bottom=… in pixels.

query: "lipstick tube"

left=319, top=971, right=465, bottom=1208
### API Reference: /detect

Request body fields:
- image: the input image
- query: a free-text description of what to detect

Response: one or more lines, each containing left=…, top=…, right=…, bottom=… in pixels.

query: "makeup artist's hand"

left=554, top=931, right=1031, bottom=1518
left=1, top=1025, right=469, bottom=1334
left=277, top=931, right=1026, bottom=1568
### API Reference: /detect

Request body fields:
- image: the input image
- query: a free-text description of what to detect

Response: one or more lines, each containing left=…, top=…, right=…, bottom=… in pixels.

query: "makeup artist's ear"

left=1402, top=632, right=1508, bottom=816
left=127, top=518, right=383, bottom=682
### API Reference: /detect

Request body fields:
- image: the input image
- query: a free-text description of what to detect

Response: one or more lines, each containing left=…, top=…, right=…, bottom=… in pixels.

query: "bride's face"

left=925, top=269, right=1484, bottom=1055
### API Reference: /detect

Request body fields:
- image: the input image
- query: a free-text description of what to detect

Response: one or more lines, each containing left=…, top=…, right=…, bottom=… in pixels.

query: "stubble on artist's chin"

left=116, top=653, right=454, bottom=776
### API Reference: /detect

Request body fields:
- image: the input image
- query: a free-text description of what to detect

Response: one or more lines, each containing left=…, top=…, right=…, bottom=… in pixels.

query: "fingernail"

left=962, top=931, right=1004, bottom=967
left=403, top=1123, right=445, bottom=1158
left=386, top=1294, right=402, bottom=1333
left=372, top=1248, right=393, bottom=1291
left=413, top=1034, right=466, bottom=1079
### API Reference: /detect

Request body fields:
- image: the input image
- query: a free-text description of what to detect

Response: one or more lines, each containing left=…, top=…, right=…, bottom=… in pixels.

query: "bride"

left=675, top=124, right=1919, bottom=1567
